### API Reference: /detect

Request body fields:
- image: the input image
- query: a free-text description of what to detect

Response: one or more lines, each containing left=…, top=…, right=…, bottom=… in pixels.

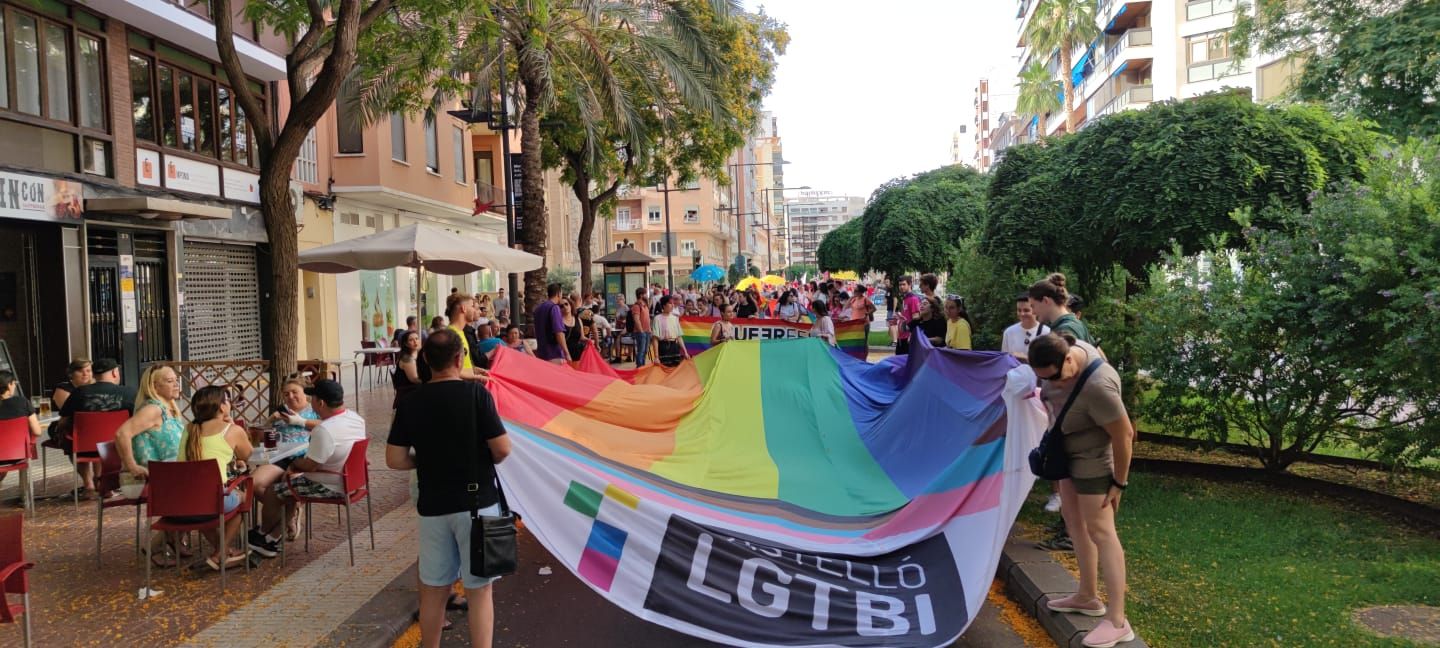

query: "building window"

left=684, top=208, right=699, bottom=224
left=44, top=23, right=71, bottom=122
left=1185, top=0, right=1238, bottom=21
left=647, top=206, right=662, bottom=224
left=616, top=207, right=635, bottom=230
left=389, top=113, right=406, bottom=162
left=680, top=239, right=696, bottom=255
left=1186, top=30, right=1239, bottom=82
left=73, top=34, right=103, bottom=126
left=452, top=126, right=465, bottom=183
left=649, top=240, right=667, bottom=256
left=336, top=80, right=363, bottom=153
left=424, top=112, right=439, bottom=173
left=13, top=13, right=40, bottom=115
left=130, top=55, right=154, bottom=141
left=294, top=127, right=318, bottom=184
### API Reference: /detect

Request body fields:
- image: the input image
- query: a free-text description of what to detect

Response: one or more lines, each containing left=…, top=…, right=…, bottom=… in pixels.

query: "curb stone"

left=1000, top=529, right=1151, bottom=648
left=314, top=563, right=418, bottom=648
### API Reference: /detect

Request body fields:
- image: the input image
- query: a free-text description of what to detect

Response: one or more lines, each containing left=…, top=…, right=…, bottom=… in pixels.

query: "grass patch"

left=867, top=330, right=892, bottom=347
left=1018, top=473, right=1440, bottom=647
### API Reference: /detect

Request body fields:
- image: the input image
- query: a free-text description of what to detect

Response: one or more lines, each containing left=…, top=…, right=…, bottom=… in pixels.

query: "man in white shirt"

left=1001, top=293, right=1050, bottom=361
left=250, top=379, right=367, bottom=557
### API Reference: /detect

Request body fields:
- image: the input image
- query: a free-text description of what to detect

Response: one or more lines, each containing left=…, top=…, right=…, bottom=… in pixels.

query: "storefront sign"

left=0, top=170, right=83, bottom=222
left=164, top=156, right=222, bottom=196
left=223, top=169, right=261, bottom=204
left=119, top=254, right=138, bottom=334
left=136, top=149, right=162, bottom=187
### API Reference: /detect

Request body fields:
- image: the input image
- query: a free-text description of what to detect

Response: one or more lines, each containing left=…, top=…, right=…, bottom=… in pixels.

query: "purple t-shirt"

left=533, top=300, right=567, bottom=360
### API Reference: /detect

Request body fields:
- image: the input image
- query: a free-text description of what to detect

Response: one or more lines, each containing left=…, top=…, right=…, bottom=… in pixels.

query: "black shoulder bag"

left=1029, top=358, right=1104, bottom=480
left=464, top=382, right=518, bottom=579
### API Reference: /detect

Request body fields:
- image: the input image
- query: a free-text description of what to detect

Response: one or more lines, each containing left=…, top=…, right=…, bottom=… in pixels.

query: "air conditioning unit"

left=289, top=181, right=304, bottom=223
left=81, top=139, right=107, bottom=176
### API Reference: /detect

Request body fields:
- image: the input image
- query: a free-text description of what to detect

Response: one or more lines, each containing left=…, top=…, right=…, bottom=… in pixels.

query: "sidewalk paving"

left=2, top=385, right=412, bottom=647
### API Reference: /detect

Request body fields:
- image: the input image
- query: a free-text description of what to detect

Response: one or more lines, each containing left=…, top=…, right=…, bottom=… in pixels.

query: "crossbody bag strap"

left=1053, top=358, right=1105, bottom=432
left=462, top=382, right=483, bottom=518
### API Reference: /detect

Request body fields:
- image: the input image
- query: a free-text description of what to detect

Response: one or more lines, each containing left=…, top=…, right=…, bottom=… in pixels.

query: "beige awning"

left=85, top=196, right=231, bottom=221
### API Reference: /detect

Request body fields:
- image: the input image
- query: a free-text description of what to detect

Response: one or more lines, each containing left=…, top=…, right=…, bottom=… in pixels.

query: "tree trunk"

left=574, top=172, right=597, bottom=297
left=259, top=166, right=299, bottom=400
left=518, top=71, right=548, bottom=329
left=1061, top=45, right=1077, bottom=134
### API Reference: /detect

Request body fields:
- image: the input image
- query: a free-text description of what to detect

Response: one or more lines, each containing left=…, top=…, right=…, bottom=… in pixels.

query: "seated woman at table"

left=251, top=379, right=317, bottom=542
left=178, top=385, right=252, bottom=570
left=114, top=364, right=185, bottom=566
left=0, top=370, right=42, bottom=497
left=51, top=357, right=94, bottom=412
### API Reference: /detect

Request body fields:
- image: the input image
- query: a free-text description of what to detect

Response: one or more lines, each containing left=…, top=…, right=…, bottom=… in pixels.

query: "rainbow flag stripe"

left=678, top=315, right=869, bottom=360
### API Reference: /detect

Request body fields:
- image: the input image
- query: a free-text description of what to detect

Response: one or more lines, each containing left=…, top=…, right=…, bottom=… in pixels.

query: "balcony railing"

left=1187, top=58, right=1243, bottom=83
left=1097, top=28, right=1152, bottom=73
left=615, top=219, right=639, bottom=231
left=1093, top=84, right=1154, bottom=120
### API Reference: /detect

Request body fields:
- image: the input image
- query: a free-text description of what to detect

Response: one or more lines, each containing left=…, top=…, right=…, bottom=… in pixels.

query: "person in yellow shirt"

left=944, top=297, right=973, bottom=350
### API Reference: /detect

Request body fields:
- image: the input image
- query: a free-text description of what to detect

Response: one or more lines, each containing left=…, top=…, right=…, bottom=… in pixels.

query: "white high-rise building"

left=1009, top=0, right=1300, bottom=141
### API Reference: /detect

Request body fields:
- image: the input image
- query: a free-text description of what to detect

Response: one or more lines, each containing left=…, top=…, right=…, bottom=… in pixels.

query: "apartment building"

left=785, top=193, right=867, bottom=268
left=1011, top=0, right=1298, bottom=139
left=606, top=176, right=735, bottom=287
left=973, top=79, right=993, bottom=172
left=0, top=0, right=296, bottom=392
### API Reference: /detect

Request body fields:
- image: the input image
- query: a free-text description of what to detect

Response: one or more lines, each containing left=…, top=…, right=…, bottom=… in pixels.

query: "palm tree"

left=1025, top=0, right=1100, bottom=134
left=480, top=0, right=733, bottom=318
left=1016, top=60, right=1063, bottom=128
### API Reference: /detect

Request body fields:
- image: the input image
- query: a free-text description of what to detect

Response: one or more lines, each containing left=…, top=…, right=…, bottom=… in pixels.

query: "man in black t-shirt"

left=55, top=358, right=135, bottom=495
left=386, top=328, right=510, bottom=647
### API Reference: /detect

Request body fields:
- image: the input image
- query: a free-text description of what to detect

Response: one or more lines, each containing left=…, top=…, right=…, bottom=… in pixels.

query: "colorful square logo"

left=564, top=481, right=639, bottom=592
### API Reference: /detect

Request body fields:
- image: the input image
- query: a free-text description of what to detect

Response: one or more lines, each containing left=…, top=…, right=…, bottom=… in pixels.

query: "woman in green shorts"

left=1029, top=332, right=1136, bottom=648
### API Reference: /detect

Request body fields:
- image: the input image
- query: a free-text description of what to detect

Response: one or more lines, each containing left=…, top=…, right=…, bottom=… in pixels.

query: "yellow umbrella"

left=830, top=270, right=859, bottom=281
left=761, top=275, right=786, bottom=287
left=735, top=276, right=762, bottom=292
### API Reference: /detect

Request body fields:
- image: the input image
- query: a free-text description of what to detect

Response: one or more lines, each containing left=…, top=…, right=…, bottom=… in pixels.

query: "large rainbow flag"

left=487, top=336, right=1045, bottom=647
left=679, top=315, right=870, bottom=359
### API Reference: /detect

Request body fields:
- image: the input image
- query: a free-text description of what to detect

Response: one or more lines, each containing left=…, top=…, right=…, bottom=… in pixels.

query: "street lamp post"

left=651, top=181, right=691, bottom=291
left=727, top=159, right=790, bottom=261
left=760, top=185, right=810, bottom=273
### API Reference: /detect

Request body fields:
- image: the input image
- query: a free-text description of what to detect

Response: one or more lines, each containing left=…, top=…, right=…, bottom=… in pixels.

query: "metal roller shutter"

left=182, top=241, right=262, bottom=360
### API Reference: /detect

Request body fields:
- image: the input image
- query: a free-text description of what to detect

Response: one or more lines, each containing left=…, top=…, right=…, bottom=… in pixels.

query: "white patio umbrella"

left=299, top=222, right=543, bottom=322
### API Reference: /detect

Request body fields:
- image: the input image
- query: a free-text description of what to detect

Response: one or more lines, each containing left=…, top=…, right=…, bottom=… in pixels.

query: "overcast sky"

left=749, top=0, right=1019, bottom=199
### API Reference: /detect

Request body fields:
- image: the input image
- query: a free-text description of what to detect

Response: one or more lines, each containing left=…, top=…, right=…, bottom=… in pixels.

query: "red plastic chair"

left=145, top=461, right=251, bottom=592
left=0, top=514, right=34, bottom=648
left=283, top=438, right=374, bottom=566
left=94, top=441, right=146, bottom=567
left=0, top=419, right=34, bottom=514
left=68, top=410, right=130, bottom=506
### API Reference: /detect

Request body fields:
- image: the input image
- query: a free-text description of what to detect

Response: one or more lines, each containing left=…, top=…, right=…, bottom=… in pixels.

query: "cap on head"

left=92, top=358, right=120, bottom=375
left=304, top=379, right=345, bottom=407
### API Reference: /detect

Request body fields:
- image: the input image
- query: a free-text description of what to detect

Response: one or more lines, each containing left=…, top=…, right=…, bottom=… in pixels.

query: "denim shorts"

left=418, top=505, right=503, bottom=590
left=167, top=491, right=241, bottom=523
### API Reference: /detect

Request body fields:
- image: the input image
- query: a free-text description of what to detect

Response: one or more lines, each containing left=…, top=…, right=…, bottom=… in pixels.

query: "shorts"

left=167, top=491, right=242, bottom=522
left=1070, top=474, right=1113, bottom=495
left=418, top=506, right=503, bottom=590
left=273, top=476, right=344, bottom=501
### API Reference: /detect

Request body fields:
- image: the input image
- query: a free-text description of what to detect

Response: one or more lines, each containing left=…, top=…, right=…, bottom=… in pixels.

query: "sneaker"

left=1046, top=594, right=1107, bottom=617
left=247, top=529, right=279, bottom=558
left=1081, top=619, right=1135, bottom=647
left=1044, top=493, right=1062, bottom=512
left=1037, top=534, right=1074, bottom=552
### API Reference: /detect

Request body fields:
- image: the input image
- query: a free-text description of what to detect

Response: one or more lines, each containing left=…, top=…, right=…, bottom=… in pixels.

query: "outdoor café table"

left=352, top=347, right=399, bottom=404
left=249, top=442, right=309, bottom=466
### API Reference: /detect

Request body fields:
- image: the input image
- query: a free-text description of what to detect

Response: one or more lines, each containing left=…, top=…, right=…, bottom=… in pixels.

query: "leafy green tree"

left=212, top=0, right=477, bottom=393
left=478, top=0, right=734, bottom=317
left=1024, top=0, right=1099, bottom=134
left=815, top=219, right=863, bottom=272
left=1233, top=0, right=1440, bottom=138
left=1138, top=140, right=1440, bottom=471
left=1015, top=60, right=1061, bottom=125
left=782, top=264, right=817, bottom=281
left=860, top=165, right=988, bottom=278
left=541, top=6, right=787, bottom=294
